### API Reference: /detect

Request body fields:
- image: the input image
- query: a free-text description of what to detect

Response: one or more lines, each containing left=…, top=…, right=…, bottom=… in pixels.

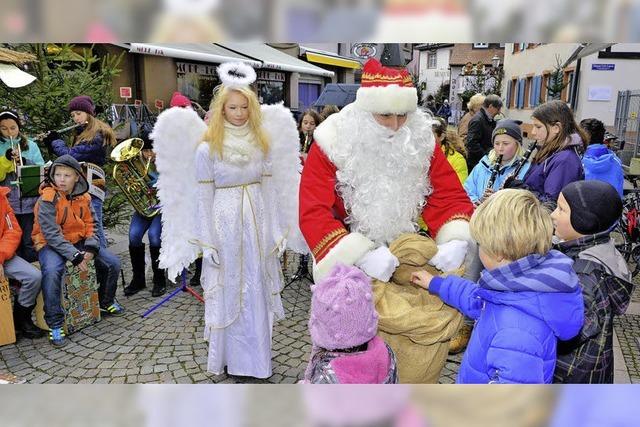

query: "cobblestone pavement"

left=2, top=229, right=639, bottom=384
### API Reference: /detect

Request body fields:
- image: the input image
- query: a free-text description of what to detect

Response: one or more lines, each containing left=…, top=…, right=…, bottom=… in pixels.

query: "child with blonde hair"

left=411, top=189, right=584, bottom=383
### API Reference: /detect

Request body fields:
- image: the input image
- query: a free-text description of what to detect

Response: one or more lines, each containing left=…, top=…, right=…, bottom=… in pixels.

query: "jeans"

left=16, top=213, right=37, bottom=263
left=129, top=212, right=162, bottom=247
left=39, top=241, right=121, bottom=329
left=90, top=195, right=106, bottom=249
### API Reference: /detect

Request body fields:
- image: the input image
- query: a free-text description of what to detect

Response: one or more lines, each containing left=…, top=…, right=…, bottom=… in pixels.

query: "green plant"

left=546, top=54, right=567, bottom=101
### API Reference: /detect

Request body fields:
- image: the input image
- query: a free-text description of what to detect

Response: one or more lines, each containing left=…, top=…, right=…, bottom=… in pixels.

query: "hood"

left=0, top=186, right=10, bottom=198
left=47, top=155, right=89, bottom=197
left=564, top=133, right=585, bottom=149
left=478, top=250, right=584, bottom=340
left=579, top=238, right=631, bottom=280
left=583, top=144, right=620, bottom=173
left=330, top=336, right=392, bottom=384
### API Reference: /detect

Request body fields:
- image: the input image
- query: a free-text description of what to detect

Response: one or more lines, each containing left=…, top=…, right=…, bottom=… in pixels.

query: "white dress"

left=195, top=121, right=285, bottom=378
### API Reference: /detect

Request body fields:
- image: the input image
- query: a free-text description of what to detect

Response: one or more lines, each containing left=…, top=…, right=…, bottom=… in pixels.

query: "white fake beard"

left=331, top=108, right=435, bottom=245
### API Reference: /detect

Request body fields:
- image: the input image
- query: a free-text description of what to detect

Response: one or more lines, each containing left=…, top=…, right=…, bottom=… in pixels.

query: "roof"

left=414, top=43, right=455, bottom=51
left=449, top=44, right=504, bottom=66
left=0, top=47, right=36, bottom=65
left=313, top=84, right=360, bottom=107
left=218, top=43, right=334, bottom=77
left=129, top=43, right=260, bottom=67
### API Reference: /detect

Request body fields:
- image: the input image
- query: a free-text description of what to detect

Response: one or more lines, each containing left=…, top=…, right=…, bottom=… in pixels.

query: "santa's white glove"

left=355, top=246, right=400, bottom=282
left=429, top=240, right=469, bottom=272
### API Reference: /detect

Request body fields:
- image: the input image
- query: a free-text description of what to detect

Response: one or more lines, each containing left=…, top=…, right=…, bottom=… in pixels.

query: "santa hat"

left=170, top=91, right=192, bottom=108
left=354, top=58, right=418, bottom=115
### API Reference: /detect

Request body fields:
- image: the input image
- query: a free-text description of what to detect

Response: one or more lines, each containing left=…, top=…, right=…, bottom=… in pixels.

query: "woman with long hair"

left=432, top=117, right=468, bottom=183
left=505, top=100, right=586, bottom=208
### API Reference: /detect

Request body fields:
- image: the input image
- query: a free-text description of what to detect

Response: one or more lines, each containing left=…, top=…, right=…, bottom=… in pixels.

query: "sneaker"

left=49, top=328, right=67, bottom=347
left=100, top=301, right=125, bottom=317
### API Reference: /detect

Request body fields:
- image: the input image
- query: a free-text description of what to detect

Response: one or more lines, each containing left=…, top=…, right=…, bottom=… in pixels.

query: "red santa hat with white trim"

left=354, top=58, right=418, bottom=115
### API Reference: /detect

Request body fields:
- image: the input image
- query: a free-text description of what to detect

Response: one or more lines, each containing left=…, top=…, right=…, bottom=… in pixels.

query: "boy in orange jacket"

left=33, top=155, right=124, bottom=347
left=0, top=186, right=44, bottom=339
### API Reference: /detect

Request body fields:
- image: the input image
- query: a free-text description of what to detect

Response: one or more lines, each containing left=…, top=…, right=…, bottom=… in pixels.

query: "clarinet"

left=501, top=140, right=537, bottom=189
left=485, top=154, right=503, bottom=191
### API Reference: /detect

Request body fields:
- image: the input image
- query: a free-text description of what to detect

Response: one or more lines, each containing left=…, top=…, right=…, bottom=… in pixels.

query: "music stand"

left=141, top=269, right=204, bottom=318
left=284, top=253, right=313, bottom=288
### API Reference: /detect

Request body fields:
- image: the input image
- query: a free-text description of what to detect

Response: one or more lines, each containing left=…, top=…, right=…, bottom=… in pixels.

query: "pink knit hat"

left=309, top=263, right=379, bottom=351
left=170, top=91, right=192, bottom=108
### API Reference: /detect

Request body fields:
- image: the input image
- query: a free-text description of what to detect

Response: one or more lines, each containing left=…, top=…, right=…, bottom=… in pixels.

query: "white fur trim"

left=355, top=85, right=418, bottom=114
left=435, top=219, right=472, bottom=245
left=313, top=232, right=375, bottom=281
left=217, top=62, right=257, bottom=88
left=313, top=105, right=341, bottom=160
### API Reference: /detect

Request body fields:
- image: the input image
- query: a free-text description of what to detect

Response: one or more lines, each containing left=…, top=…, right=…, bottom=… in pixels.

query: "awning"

left=218, top=43, right=335, bottom=78
left=128, top=43, right=262, bottom=68
left=313, top=84, right=360, bottom=107
left=562, top=43, right=616, bottom=68
left=300, top=46, right=361, bottom=69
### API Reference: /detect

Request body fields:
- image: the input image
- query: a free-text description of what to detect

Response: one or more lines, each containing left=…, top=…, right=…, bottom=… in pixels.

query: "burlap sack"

left=373, top=233, right=464, bottom=383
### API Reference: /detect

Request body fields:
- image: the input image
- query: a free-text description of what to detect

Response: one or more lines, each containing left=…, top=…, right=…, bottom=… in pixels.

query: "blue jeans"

left=39, top=242, right=121, bottom=329
left=129, top=212, right=162, bottom=247
left=90, top=196, right=106, bottom=249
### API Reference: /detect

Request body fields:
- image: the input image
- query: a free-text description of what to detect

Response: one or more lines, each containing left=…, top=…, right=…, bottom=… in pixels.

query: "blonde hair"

left=202, top=85, right=269, bottom=157
left=74, top=115, right=117, bottom=147
left=433, top=117, right=467, bottom=157
left=487, top=134, right=525, bottom=163
left=470, top=189, right=553, bottom=260
left=467, top=93, right=486, bottom=114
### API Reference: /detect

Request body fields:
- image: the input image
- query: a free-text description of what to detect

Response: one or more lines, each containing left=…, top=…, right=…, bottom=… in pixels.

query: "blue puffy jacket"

left=51, top=127, right=107, bottom=166
left=582, top=144, right=624, bottom=198
left=464, top=153, right=531, bottom=203
left=429, top=249, right=584, bottom=384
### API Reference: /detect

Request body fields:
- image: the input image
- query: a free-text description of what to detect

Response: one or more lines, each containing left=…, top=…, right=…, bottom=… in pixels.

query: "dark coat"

left=465, top=108, right=495, bottom=171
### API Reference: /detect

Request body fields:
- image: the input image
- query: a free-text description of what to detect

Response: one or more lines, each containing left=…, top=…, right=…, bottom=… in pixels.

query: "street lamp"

left=491, top=54, right=501, bottom=69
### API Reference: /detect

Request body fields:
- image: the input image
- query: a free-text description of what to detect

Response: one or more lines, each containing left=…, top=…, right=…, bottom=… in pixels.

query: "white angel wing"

left=260, top=103, right=308, bottom=254
left=151, top=107, right=208, bottom=282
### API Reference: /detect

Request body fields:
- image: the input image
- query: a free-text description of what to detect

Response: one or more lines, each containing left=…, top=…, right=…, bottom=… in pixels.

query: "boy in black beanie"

left=551, top=180, right=634, bottom=383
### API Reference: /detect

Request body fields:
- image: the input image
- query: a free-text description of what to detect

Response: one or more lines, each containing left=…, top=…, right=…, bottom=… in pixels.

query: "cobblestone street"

left=1, top=230, right=639, bottom=384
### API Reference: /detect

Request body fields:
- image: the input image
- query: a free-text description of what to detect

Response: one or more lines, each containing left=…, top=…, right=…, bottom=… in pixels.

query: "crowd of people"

left=0, top=57, right=634, bottom=384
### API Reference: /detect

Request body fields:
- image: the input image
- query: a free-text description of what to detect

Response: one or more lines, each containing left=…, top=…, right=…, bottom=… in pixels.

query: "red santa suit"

left=299, top=59, right=475, bottom=280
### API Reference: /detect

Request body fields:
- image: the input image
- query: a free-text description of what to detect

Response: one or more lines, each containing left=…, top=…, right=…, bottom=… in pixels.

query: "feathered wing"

left=151, top=107, right=208, bottom=282
left=260, top=103, right=308, bottom=254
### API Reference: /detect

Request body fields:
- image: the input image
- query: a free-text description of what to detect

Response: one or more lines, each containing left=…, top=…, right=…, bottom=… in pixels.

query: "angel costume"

left=152, top=63, right=305, bottom=378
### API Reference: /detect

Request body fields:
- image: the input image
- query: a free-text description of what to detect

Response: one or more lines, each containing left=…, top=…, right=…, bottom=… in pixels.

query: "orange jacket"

left=0, top=186, right=22, bottom=264
left=32, top=186, right=96, bottom=252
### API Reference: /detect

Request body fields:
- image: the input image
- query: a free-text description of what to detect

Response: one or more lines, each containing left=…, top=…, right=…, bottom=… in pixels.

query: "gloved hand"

left=503, top=176, right=527, bottom=190
left=5, top=148, right=14, bottom=161
left=355, top=246, right=400, bottom=282
left=429, top=239, right=469, bottom=272
left=42, top=131, right=60, bottom=152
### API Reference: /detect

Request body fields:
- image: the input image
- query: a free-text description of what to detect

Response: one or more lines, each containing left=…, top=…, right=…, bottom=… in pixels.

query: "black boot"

left=14, top=301, right=46, bottom=339
left=189, top=257, right=202, bottom=287
left=299, top=254, right=310, bottom=276
left=124, top=244, right=146, bottom=296
left=150, top=246, right=167, bottom=297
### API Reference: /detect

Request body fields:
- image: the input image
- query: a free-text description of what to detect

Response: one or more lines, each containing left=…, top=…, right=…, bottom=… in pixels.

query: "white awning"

left=128, top=43, right=262, bottom=68
left=562, top=43, right=616, bottom=68
left=218, top=43, right=335, bottom=78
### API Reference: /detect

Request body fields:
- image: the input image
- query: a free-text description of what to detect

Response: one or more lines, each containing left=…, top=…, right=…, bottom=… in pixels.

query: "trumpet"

left=485, top=154, right=503, bottom=191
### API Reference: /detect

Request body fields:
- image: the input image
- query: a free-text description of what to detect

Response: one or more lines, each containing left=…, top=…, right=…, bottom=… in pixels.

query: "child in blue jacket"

left=411, top=189, right=584, bottom=383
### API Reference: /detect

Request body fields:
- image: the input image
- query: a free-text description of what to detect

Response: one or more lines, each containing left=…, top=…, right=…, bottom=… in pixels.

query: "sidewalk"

left=1, top=227, right=639, bottom=383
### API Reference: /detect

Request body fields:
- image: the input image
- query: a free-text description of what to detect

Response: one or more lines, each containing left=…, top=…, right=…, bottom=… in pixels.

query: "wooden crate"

left=0, top=278, right=16, bottom=346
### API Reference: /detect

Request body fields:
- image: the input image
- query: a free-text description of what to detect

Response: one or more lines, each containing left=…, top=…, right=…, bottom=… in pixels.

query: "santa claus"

left=300, top=58, right=477, bottom=282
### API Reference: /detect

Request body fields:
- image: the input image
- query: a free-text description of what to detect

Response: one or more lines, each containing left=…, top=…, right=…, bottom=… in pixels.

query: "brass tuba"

left=110, top=137, right=160, bottom=218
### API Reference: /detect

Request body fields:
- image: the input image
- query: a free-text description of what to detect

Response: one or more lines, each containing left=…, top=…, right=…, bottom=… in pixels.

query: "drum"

left=34, top=261, right=101, bottom=334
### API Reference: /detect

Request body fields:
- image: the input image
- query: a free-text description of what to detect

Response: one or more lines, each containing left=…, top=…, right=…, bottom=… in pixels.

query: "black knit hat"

left=561, top=180, right=622, bottom=235
left=0, top=110, right=21, bottom=128
left=492, top=119, right=523, bottom=143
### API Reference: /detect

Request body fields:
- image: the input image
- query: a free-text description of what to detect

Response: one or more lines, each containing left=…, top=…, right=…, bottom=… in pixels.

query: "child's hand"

left=83, top=252, right=94, bottom=262
left=77, top=259, right=89, bottom=273
left=411, top=270, right=434, bottom=290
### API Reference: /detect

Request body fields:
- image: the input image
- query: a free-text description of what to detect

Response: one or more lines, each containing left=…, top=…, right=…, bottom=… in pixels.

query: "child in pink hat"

left=303, top=263, right=398, bottom=384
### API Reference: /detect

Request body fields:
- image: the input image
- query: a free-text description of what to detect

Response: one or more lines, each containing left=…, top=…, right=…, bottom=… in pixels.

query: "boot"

left=13, top=301, right=46, bottom=339
left=189, top=257, right=202, bottom=287
left=449, top=323, right=473, bottom=355
left=124, top=244, right=146, bottom=296
left=150, top=245, right=167, bottom=297
left=299, top=254, right=310, bottom=276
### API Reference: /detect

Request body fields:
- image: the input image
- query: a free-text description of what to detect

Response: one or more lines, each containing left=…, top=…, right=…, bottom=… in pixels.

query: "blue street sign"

left=592, top=64, right=615, bottom=71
